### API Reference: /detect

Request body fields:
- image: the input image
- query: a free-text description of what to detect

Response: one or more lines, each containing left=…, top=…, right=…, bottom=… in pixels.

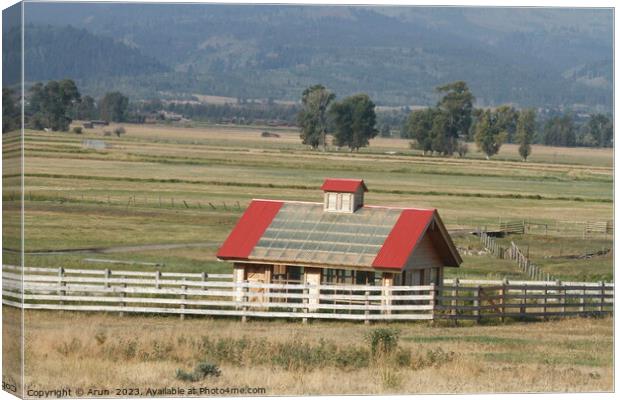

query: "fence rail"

left=478, top=231, right=556, bottom=282
left=2, top=265, right=613, bottom=323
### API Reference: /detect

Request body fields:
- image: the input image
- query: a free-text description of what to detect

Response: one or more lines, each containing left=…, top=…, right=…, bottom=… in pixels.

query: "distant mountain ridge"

left=19, top=4, right=613, bottom=111
left=3, top=24, right=167, bottom=84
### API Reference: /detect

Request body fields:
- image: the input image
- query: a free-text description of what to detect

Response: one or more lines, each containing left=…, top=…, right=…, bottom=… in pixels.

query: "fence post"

left=155, top=270, right=161, bottom=289
left=429, top=282, right=436, bottom=323
left=452, top=278, right=459, bottom=325
left=364, top=288, right=370, bottom=325
left=241, top=280, right=248, bottom=323
left=519, top=285, right=527, bottom=317
left=579, top=285, right=585, bottom=314
left=543, top=283, right=549, bottom=321
left=473, top=285, right=481, bottom=324
left=303, top=285, right=309, bottom=325
left=599, top=281, right=605, bottom=313
left=180, top=277, right=187, bottom=320
left=105, top=269, right=111, bottom=289
left=556, top=280, right=564, bottom=314
left=120, top=282, right=126, bottom=317
left=58, top=267, right=66, bottom=308
left=500, top=278, right=508, bottom=323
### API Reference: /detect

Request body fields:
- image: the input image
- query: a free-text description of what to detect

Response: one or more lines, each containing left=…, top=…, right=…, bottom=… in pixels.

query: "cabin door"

left=244, top=265, right=271, bottom=305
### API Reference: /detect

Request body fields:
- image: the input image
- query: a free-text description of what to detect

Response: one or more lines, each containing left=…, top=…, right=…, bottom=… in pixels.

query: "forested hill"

left=20, top=4, right=612, bottom=111
left=3, top=24, right=167, bottom=84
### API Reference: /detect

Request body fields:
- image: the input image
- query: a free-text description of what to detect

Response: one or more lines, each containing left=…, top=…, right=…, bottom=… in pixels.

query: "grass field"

left=7, top=307, right=611, bottom=395
left=2, top=123, right=614, bottom=394
left=2, top=122, right=612, bottom=281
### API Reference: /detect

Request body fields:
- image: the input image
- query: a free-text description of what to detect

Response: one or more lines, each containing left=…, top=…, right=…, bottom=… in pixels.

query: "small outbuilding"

left=217, top=178, right=461, bottom=304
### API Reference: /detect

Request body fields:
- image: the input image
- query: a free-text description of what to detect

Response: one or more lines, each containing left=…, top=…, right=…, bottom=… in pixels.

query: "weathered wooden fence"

left=506, top=241, right=557, bottom=282
left=499, top=220, right=525, bottom=235
left=478, top=231, right=556, bottom=282
left=2, top=265, right=613, bottom=323
left=441, top=278, right=612, bottom=321
left=479, top=230, right=507, bottom=258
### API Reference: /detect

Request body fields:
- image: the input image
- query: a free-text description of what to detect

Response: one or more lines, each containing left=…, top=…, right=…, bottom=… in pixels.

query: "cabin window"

left=272, top=265, right=303, bottom=284
left=325, top=192, right=356, bottom=212
left=322, top=269, right=375, bottom=285
left=413, top=269, right=425, bottom=285
left=341, top=193, right=352, bottom=211
left=355, top=271, right=375, bottom=285
left=327, top=193, right=337, bottom=210
left=431, top=267, right=440, bottom=284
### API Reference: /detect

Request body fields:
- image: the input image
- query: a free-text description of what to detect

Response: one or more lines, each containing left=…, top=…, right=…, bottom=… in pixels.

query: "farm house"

left=216, top=178, right=462, bottom=305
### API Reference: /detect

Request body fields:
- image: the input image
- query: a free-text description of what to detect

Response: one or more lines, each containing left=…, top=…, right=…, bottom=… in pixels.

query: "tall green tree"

left=3, top=88, right=20, bottom=133
left=543, top=115, right=576, bottom=147
left=27, top=79, right=80, bottom=131
left=583, top=114, right=613, bottom=147
left=430, top=111, right=452, bottom=155
left=494, top=105, right=519, bottom=143
left=436, top=81, right=474, bottom=144
left=474, top=110, right=508, bottom=159
left=99, top=91, right=129, bottom=122
left=404, top=108, right=436, bottom=154
left=516, top=108, right=536, bottom=161
left=297, top=84, right=335, bottom=150
left=330, top=93, right=378, bottom=151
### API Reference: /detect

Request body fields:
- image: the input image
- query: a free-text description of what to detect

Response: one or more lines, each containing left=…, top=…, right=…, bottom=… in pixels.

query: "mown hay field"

left=1, top=123, right=614, bottom=395
left=3, top=123, right=611, bottom=280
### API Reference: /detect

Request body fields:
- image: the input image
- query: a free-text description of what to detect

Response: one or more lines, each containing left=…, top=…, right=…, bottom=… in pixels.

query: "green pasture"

left=1, top=126, right=612, bottom=281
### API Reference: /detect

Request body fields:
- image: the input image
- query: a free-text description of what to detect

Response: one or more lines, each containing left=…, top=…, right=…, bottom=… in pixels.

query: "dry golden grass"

left=17, top=308, right=612, bottom=395
left=2, top=306, right=23, bottom=397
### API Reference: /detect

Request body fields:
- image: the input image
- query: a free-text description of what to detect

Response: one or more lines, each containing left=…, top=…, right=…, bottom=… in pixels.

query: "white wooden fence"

left=2, top=265, right=613, bottom=323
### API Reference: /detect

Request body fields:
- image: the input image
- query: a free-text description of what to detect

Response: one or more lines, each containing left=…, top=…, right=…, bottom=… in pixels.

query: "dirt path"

left=4, top=241, right=220, bottom=255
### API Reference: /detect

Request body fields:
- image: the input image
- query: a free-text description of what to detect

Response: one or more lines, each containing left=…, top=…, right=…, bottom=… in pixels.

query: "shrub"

left=94, top=331, right=107, bottom=345
left=194, top=362, right=222, bottom=378
left=412, top=347, right=456, bottom=370
left=120, top=339, right=138, bottom=360
left=198, top=335, right=370, bottom=372
left=176, top=361, right=221, bottom=382
left=334, top=347, right=370, bottom=370
left=366, top=328, right=400, bottom=357
left=394, top=347, right=412, bottom=367
left=72, top=126, right=83, bottom=134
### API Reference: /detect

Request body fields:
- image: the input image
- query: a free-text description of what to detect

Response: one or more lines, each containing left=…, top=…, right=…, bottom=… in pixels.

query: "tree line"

left=296, top=81, right=612, bottom=159
left=4, top=79, right=612, bottom=156
left=2, top=79, right=142, bottom=132
left=297, top=85, right=378, bottom=151
left=139, top=99, right=300, bottom=126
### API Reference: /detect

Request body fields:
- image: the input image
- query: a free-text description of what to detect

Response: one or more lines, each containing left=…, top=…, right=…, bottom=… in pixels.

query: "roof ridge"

left=250, top=199, right=435, bottom=211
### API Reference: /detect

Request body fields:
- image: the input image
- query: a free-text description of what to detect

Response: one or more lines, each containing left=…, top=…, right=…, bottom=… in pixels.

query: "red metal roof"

left=372, top=209, right=436, bottom=269
left=320, top=178, right=368, bottom=193
left=217, top=199, right=460, bottom=270
left=216, top=200, right=283, bottom=260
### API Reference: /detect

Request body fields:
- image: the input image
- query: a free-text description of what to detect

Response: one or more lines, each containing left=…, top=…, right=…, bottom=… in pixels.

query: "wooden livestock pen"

left=217, top=179, right=462, bottom=310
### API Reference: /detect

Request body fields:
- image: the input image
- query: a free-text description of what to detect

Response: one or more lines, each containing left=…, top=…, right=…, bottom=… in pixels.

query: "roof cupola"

left=320, top=178, right=368, bottom=213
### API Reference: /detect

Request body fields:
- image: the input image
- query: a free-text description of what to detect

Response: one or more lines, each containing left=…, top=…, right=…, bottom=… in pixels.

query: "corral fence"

left=2, top=265, right=613, bottom=323
left=478, top=231, right=556, bottom=282
left=468, top=218, right=612, bottom=239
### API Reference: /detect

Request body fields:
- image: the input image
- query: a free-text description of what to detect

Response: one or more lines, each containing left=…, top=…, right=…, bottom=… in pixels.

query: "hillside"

left=20, top=4, right=613, bottom=111
left=2, top=24, right=167, bottom=85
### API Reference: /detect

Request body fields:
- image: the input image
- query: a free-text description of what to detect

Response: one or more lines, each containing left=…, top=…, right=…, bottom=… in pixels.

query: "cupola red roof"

left=320, top=178, right=368, bottom=193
